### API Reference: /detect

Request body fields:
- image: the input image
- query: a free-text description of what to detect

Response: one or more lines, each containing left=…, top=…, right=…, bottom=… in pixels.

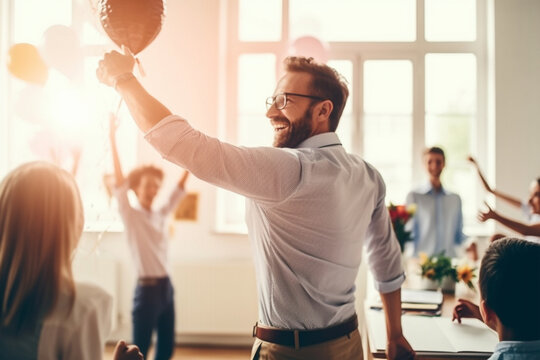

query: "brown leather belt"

left=137, top=277, right=168, bottom=286
left=253, top=314, right=358, bottom=349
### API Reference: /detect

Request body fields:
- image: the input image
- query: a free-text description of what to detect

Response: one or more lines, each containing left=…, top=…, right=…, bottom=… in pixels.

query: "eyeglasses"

left=265, top=92, right=327, bottom=111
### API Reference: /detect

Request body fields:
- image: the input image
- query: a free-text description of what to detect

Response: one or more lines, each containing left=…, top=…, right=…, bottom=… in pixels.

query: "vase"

left=440, top=276, right=456, bottom=294
left=419, top=277, right=439, bottom=291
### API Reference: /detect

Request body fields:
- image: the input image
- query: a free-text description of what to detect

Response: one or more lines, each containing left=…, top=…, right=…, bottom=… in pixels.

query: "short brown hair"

left=127, top=165, right=163, bottom=190
left=423, top=146, right=445, bottom=161
left=283, top=56, right=349, bottom=132
left=479, top=238, right=540, bottom=340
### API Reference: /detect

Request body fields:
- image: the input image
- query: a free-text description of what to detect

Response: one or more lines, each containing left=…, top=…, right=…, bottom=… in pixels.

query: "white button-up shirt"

left=406, top=184, right=465, bottom=258
left=145, top=115, right=404, bottom=329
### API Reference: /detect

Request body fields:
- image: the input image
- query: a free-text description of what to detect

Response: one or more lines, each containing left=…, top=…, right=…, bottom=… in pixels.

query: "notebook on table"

left=365, top=308, right=498, bottom=358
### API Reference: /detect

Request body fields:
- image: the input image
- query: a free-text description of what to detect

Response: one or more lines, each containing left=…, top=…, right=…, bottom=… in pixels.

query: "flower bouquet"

left=419, top=252, right=477, bottom=292
left=388, top=203, right=415, bottom=252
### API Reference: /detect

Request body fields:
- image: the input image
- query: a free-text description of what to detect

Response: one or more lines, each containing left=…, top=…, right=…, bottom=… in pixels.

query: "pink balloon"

left=40, top=25, right=83, bottom=81
left=288, top=36, right=330, bottom=64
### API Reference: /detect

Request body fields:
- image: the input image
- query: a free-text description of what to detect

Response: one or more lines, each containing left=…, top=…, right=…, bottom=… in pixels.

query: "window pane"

left=239, top=0, right=281, bottom=41
left=328, top=60, right=353, bottom=153
left=238, top=54, right=276, bottom=114
left=363, top=59, right=413, bottom=204
left=238, top=116, right=272, bottom=147
left=238, top=54, right=275, bottom=147
left=425, top=0, right=476, bottom=41
left=425, top=54, right=477, bottom=225
left=13, top=0, right=72, bottom=43
left=363, top=115, right=412, bottom=204
left=425, top=115, right=475, bottom=224
left=425, top=53, right=476, bottom=114
left=364, top=60, right=412, bottom=114
left=290, top=0, right=415, bottom=42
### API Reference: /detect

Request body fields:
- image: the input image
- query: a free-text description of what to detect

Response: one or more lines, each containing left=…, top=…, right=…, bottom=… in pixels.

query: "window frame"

left=217, top=0, right=488, bottom=234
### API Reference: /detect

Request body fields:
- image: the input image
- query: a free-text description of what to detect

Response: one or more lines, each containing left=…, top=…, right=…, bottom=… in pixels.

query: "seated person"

left=452, top=238, right=540, bottom=359
left=406, top=147, right=465, bottom=257
left=0, top=161, right=142, bottom=360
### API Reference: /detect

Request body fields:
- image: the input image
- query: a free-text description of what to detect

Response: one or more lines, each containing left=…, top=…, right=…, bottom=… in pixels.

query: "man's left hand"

left=387, top=335, right=416, bottom=360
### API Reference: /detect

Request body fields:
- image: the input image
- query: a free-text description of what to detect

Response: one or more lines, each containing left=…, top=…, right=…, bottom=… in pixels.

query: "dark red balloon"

left=98, top=0, right=165, bottom=55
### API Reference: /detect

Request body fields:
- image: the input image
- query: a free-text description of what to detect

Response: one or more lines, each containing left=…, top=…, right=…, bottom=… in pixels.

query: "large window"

left=218, top=0, right=487, bottom=234
left=0, top=0, right=136, bottom=231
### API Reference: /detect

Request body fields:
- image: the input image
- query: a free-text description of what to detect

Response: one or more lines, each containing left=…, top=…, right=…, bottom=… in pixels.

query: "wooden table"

left=362, top=259, right=494, bottom=360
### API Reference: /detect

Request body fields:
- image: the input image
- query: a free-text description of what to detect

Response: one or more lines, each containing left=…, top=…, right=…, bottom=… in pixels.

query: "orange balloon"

left=7, top=43, right=48, bottom=85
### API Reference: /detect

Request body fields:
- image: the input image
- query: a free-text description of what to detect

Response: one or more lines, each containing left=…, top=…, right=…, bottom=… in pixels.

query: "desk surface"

left=363, top=260, right=496, bottom=360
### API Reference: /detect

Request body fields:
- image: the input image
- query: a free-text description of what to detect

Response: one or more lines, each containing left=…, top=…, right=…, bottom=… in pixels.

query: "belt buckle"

left=252, top=322, right=258, bottom=337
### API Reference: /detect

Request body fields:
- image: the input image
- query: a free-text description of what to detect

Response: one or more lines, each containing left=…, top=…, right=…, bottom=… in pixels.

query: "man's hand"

left=113, top=340, right=144, bottom=360
left=97, top=45, right=136, bottom=87
left=387, top=334, right=416, bottom=360
left=452, top=298, right=482, bottom=323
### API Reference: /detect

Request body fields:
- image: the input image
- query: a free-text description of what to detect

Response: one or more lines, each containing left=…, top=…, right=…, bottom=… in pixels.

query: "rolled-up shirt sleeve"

left=144, top=115, right=302, bottom=204
left=364, top=179, right=405, bottom=294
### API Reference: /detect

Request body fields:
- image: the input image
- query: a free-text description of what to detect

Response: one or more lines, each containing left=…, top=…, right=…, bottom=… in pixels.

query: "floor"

left=104, top=344, right=251, bottom=360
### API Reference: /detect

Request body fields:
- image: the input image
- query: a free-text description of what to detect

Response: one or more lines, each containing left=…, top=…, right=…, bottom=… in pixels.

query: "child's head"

left=528, top=178, right=540, bottom=214
left=479, top=237, right=540, bottom=341
left=0, top=161, right=83, bottom=333
left=127, top=165, right=163, bottom=209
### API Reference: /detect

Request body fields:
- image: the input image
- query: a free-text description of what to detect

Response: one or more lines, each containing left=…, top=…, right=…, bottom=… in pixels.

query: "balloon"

left=40, top=25, right=83, bottom=81
left=98, top=0, right=165, bottom=55
left=7, top=43, right=48, bottom=85
left=288, top=36, right=330, bottom=64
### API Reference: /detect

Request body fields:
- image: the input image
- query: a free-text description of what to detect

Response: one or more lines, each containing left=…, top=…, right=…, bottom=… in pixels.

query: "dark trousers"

left=132, top=277, right=175, bottom=360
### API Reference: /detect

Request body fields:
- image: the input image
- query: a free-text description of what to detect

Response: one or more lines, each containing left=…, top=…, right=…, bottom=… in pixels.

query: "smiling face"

left=266, top=72, right=321, bottom=148
left=424, top=152, right=445, bottom=180
left=135, top=173, right=162, bottom=210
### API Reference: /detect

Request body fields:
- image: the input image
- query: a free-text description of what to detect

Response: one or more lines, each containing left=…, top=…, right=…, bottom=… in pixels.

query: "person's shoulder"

left=46, top=282, right=112, bottom=327
left=409, top=184, right=430, bottom=196
left=74, top=282, right=113, bottom=307
left=444, top=189, right=462, bottom=199
left=72, top=282, right=112, bottom=321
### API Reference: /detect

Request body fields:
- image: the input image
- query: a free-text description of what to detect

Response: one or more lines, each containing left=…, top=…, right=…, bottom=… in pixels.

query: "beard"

left=273, top=106, right=314, bottom=148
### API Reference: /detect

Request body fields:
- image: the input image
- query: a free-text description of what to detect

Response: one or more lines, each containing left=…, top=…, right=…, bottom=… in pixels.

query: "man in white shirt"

left=97, top=47, right=415, bottom=360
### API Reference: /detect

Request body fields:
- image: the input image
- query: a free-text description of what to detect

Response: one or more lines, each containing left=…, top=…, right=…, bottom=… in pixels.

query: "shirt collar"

left=494, top=339, right=540, bottom=353
left=419, top=182, right=448, bottom=195
left=296, top=132, right=342, bottom=149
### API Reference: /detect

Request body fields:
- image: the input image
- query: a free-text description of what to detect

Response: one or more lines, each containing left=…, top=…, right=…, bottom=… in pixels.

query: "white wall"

left=492, top=0, right=540, bottom=222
